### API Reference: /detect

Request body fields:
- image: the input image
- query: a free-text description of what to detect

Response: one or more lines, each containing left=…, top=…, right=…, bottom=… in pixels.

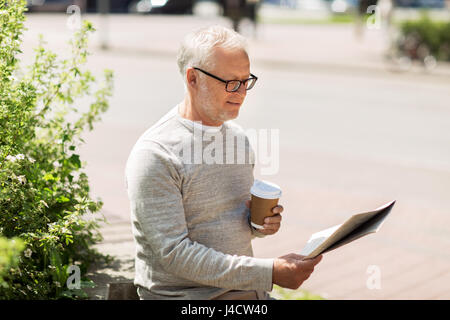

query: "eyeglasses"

left=193, top=67, right=258, bottom=93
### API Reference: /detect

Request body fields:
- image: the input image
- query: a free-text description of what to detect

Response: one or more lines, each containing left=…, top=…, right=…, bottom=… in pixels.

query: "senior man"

left=125, top=25, right=322, bottom=300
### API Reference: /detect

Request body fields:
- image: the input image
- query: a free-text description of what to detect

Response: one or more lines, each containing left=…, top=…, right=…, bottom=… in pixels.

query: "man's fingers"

left=262, top=224, right=280, bottom=232
left=271, top=205, right=284, bottom=214
left=258, top=229, right=275, bottom=235
left=309, top=255, right=323, bottom=265
left=301, top=254, right=323, bottom=265
left=245, top=200, right=251, bottom=208
left=264, top=214, right=282, bottom=224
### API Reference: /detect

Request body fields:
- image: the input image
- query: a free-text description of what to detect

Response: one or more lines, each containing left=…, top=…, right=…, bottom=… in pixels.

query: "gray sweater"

left=125, top=106, right=274, bottom=299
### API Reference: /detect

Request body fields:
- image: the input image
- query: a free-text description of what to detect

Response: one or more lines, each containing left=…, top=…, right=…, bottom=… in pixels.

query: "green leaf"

left=43, top=173, right=55, bottom=181
left=68, top=154, right=81, bottom=169
left=56, top=196, right=70, bottom=203
left=80, top=279, right=96, bottom=289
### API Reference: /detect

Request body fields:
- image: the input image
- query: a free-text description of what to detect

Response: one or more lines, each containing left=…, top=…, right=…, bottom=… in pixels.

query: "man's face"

left=193, top=47, right=251, bottom=125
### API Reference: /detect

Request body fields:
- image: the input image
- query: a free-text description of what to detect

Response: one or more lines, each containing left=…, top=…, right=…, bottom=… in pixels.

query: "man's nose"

left=236, top=82, right=247, bottom=96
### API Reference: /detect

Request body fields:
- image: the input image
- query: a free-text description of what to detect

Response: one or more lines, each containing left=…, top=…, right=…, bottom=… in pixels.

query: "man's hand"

left=272, top=254, right=323, bottom=290
left=245, top=200, right=283, bottom=235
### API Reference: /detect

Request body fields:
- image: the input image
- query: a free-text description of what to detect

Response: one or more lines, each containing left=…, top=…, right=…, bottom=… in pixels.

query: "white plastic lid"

left=250, top=180, right=282, bottom=199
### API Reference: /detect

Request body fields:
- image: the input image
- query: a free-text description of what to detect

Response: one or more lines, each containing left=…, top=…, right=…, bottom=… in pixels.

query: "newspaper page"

left=300, top=200, right=396, bottom=259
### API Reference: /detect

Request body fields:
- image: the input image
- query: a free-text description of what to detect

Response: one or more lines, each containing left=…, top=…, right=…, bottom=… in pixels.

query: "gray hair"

left=176, top=25, right=248, bottom=83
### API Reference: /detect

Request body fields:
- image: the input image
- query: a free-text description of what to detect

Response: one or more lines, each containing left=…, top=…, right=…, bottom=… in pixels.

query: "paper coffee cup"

left=250, top=180, right=282, bottom=229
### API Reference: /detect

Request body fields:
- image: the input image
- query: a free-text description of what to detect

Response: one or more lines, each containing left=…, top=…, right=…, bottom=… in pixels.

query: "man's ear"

left=186, top=68, right=197, bottom=89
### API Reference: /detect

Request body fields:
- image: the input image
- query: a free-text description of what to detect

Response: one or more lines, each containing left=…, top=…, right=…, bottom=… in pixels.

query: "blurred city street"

left=20, top=10, right=450, bottom=299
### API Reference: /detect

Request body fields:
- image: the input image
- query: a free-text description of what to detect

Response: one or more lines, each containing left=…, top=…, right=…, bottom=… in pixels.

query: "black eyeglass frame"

left=193, top=67, right=258, bottom=92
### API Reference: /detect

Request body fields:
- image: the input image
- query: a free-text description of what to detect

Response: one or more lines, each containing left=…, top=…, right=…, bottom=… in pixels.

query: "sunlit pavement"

left=20, top=13, right=450, bottom=299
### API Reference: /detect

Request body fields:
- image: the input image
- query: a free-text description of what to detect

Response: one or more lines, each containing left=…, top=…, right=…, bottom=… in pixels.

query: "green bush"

left=399, top=13, right=450, bottom=62
left=0, top=237, right=25, bottom=288
left=0, top=0, right=113, bottom=299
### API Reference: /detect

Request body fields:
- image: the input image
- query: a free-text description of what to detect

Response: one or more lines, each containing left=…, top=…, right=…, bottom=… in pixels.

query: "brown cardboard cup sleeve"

left=249, top=180, right=282, bottom=229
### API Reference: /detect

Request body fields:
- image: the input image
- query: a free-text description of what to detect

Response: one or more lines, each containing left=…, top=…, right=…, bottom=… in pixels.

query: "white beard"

left=198, top=83, right=237, bottom=123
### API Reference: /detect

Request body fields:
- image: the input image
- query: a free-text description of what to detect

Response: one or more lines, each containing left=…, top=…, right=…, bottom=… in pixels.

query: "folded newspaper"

left=300, top=200, right=396, bottom=259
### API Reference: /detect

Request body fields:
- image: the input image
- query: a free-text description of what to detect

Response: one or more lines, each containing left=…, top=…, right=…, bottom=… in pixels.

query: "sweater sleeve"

left=126, top=140, right=273, bottom=292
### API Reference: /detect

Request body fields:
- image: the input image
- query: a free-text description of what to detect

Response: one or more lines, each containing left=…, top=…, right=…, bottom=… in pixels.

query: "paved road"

left=20, top=14, right=450, bottom=299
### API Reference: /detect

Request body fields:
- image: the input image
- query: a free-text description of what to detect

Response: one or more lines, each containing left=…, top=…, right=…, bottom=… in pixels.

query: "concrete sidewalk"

left=84, top=213, right=136, bottom=300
